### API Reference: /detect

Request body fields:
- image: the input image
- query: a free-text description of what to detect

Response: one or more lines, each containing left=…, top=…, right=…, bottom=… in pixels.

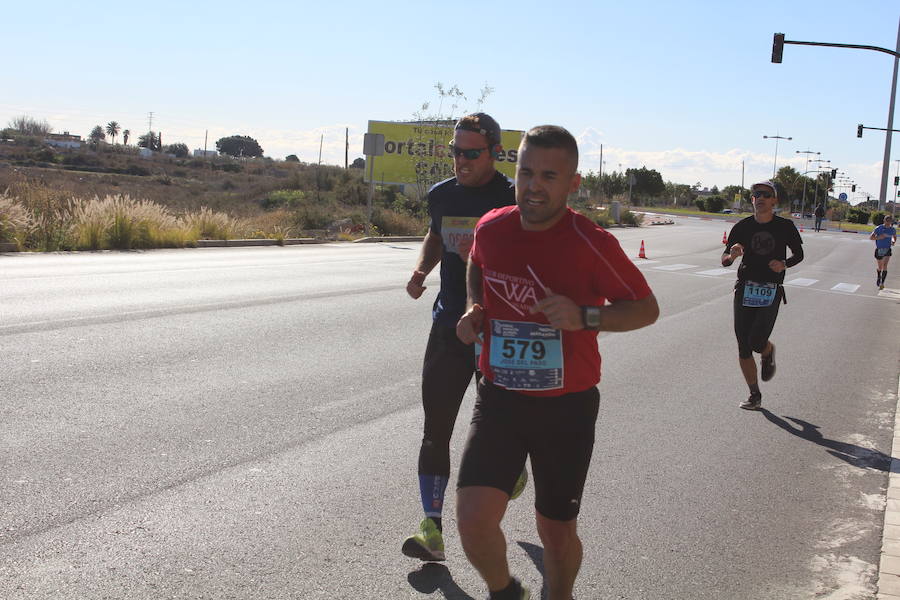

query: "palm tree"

left=105, top=121, right=120, bottom=145
left=122, top=129, right=130, bottom=146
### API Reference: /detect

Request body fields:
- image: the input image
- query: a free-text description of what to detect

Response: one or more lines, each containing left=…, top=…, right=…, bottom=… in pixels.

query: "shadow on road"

left=407, top=563, right=476, bottom=599
left=761, top=410, right=893, bottom=471
left=517, top=541, right=547, bottom=600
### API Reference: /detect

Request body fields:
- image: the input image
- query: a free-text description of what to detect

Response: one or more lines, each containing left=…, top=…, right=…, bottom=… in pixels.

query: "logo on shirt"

left=484, top=268, right=541, bottom=316
left=751, top=231, right=775, bottom=257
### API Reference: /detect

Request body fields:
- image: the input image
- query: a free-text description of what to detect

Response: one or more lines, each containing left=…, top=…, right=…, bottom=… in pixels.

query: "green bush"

left=695, top=198, right=706, bottom=212
left=620, top=210, right=644, bottom=226
left=872, top=211, right=886, bottom=226
left=848, top=207, right=870, bottom=225
left=705, top=196, right=725, bottom=213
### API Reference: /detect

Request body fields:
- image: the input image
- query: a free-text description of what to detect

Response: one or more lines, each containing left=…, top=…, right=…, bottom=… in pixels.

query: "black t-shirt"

left=428, top=171, right=515, bottom=327
left=725, top=215, right=803, bottom=284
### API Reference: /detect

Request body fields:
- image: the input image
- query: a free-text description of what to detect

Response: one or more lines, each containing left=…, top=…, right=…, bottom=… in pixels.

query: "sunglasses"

left=448, top=143, right=488, bottom=159
left=751, top=190, right=774, bottom=199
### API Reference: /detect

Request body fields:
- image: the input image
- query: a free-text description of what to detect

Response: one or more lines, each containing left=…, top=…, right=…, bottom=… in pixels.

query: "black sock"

left=749, top=383, right=760, bottom=395
left=432, top=517, right=442, bottom=532
left=878, top=270, right=883, bottom=283
left=489, top=578, right=522, bottom=600
left=882, top=271, right=887, bottom=284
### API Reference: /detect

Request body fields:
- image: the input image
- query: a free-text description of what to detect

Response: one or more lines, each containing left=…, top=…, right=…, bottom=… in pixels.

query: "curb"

left=195, top=238, right=324, bottom=247
left=352, top=236, right=425, bottom=243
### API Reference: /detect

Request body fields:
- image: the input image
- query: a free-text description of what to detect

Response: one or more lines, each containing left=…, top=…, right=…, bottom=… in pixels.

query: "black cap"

left=454, top=112, right=501, bottom=147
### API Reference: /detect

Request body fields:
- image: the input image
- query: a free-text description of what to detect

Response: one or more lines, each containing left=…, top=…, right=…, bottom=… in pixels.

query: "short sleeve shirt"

left=428, top=171, right=515, bottom=327
left=725, top=216, right=802, bottom=285
left=873, top=224, right=897, bottom=249
left=470, top=206, right=653, bottom=397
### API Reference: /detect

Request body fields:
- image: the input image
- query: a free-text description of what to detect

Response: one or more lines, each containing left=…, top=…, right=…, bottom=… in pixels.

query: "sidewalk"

left=878, top=378, right=900, bottom=598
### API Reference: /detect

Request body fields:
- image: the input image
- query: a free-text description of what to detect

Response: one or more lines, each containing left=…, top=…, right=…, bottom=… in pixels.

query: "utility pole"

left=598, top=143, right=603, bottom=201
left=345, top=128, right=349, bottom=169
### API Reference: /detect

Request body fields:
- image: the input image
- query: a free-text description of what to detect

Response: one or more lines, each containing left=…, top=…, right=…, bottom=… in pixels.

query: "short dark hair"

left=455, top=112, right=502, bottom=147
left=522, top=125, right=579, bottom=170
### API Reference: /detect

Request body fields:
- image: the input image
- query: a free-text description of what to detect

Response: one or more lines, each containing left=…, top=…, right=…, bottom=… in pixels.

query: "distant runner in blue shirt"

left=870, top=214, right=896, bottom=290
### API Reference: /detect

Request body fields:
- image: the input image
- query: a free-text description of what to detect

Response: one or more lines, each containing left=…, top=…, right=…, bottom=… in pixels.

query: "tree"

left=216, top=135, right=264, bottom=158
left=138, top=131, right=159, bottom=150
left=89, top=125, right=106, bottom=143
left=8, top=115, right=52, bottom=136
left=105, top=121, right=120, bottom=144
left=163, top=142, right=189, bottom=158
left=350, top=157, right=365, bottom=169
left=285, top=154, right=300, bottom=162
left=627, top=167, right=666, bottom=202
left=122, top=129, right=130, bottom=146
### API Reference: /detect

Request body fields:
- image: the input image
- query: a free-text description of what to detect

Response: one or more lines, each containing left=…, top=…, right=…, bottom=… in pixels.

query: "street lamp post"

left=764, top=134, right=792, bottom=177
left=795, top=149, right=819, bottom=214
left=810, top=159, right=831, bottom=209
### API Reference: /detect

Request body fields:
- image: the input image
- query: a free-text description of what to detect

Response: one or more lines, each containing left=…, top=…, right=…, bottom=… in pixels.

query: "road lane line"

left=785, top=278, right=818, bottom=287
left=831, top=283, right=860, bottom=293
left=694, top=268, right=733, bottom=276
left=653, top=264, right=697, bottom=271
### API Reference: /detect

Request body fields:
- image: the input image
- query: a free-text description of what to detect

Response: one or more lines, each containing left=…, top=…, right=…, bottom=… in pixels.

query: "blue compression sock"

left=418, top=474, right=448, bottom=521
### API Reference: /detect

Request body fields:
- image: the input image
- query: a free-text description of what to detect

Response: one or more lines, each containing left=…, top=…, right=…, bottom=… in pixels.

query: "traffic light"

left=857, top=124, right=863, bottom=138
left=831, top=169, right=837, bottom=179
left=852, top=185, right=856, bottom=192
left=895, top=176, right=899, bottom=186
left=772, top=33, right=785, bottom=63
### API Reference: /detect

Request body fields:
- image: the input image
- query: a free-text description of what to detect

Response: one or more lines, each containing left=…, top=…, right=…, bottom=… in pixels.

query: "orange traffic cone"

left=638, top=240, right=647, bottom=259
left=799, top=223, right=804, bottom=232
left=722, top=231, right=728, bottom=244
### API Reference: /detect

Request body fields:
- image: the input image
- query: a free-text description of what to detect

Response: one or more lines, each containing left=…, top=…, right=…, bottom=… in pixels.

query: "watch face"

left=585, top=307, right=601, bottom=328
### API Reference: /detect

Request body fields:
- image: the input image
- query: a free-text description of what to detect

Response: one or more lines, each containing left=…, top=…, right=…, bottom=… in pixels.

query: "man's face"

left=452, top=129, right=495, bottom=187
left=751, top=185, right=777, bottom=214
left=515, top=142, right=581, bottom=231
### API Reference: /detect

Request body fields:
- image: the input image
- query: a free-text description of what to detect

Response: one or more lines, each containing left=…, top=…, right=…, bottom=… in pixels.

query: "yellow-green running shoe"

left=401, top=517, right=445, bottom=561
left=511, top=468, right=528, bottom=500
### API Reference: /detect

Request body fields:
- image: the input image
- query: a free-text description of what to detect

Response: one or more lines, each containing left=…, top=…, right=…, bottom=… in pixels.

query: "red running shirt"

left=470, top=206, right=652, bottom=397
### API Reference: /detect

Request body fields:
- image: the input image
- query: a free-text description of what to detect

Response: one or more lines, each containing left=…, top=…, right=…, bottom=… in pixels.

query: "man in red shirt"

left=456, top=125, right=659, bottom=600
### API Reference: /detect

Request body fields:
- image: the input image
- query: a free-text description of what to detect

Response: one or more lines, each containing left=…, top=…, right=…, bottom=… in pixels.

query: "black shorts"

left=457, top=379, right=600, bottom=521
left=733, top=281, right=783, bottom=359
left=875, top=247, right=892, bottom=259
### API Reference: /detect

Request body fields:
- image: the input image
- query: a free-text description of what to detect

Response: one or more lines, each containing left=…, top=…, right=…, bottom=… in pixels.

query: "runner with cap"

left=721, top=180, right=804, bottom=410
left=870, top=214, right=896, bottom=290
left=402, top=112, right=525, bottom=562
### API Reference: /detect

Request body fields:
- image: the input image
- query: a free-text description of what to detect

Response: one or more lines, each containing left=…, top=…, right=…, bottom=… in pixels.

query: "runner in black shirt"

left=722, top=180, right=803, bottom=410
left=402, top=113, right=520, bottom=562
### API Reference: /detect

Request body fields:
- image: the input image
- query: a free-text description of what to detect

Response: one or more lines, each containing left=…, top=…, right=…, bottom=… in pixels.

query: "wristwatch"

left=582, top=306, right=602, bottom=331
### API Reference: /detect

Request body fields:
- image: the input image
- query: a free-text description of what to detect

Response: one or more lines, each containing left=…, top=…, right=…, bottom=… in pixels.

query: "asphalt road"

left=1, top=218, right=898, bottom=599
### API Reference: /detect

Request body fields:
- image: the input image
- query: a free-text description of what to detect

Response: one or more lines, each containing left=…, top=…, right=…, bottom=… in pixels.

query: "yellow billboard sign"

left=365, top=120, right=523, bottom=186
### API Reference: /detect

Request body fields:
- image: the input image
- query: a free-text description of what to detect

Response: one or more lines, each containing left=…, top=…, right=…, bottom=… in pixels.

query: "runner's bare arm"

left=583, top=293, right=659, bottom=332
left=407, top=230, right=443, bottom=299
left=456, top=260, right=484, bottom=344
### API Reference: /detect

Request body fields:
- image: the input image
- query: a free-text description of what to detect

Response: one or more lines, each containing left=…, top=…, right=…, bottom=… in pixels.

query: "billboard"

left=364, top=120, right=523, bottom=186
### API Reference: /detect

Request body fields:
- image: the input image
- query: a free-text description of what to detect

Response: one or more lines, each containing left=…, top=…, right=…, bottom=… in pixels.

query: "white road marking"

left=694, top=268, right=733, bottom=276
left=785, top=277, right=818, bottom=287
left=653, top=263, right=697, bottom=271
left=631, top=259, right=660, bottom=264
left=878, top=287, right=900, bottom=299
left=831, top=283, right=860, bottom=293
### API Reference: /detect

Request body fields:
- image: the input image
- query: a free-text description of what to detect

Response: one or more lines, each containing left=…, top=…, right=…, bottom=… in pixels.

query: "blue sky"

left=3, top=0, right=898, bottom=205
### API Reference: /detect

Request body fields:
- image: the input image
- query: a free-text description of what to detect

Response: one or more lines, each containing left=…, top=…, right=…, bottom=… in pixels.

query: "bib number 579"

left=501, top=339, right=546, bottom=361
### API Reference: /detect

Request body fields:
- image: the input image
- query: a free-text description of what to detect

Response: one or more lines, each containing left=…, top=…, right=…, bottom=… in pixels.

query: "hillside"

left=0, top=139, right=426, bottom=251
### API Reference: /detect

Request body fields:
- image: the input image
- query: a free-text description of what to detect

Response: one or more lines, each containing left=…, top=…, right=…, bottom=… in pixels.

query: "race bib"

left=488, top=320, right=563, bottom=391
left=742, top=281, right=777, bottom=307
left=441, top=216, right=479, bottom=258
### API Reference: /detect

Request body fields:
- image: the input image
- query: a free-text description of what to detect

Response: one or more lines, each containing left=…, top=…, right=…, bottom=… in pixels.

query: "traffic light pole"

left=772, top=17, right=900, bottom=212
